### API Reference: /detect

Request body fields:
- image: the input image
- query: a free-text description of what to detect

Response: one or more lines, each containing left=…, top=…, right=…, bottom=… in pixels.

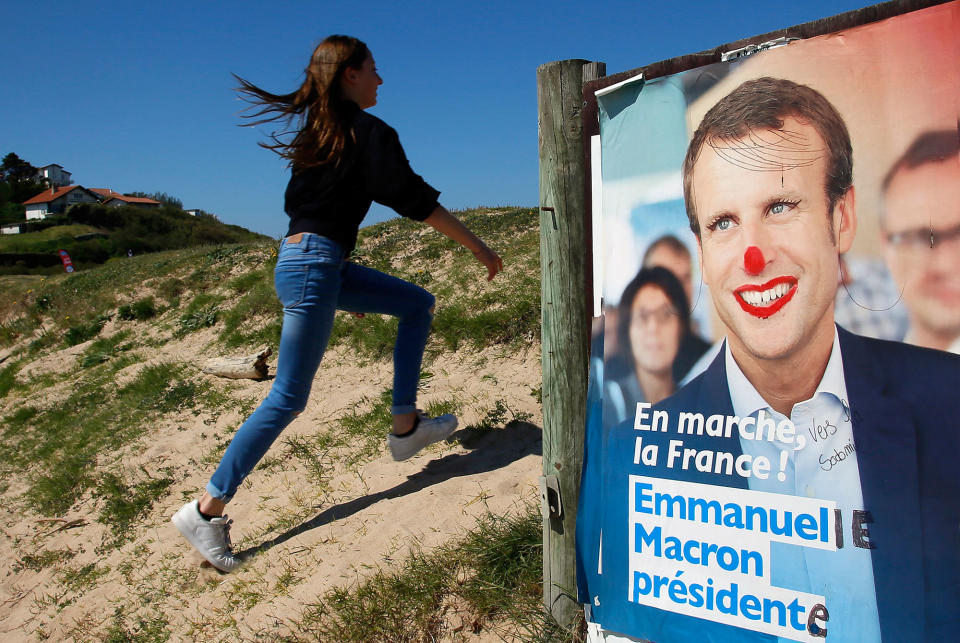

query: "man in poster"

left=881, top=130, right=960, bottom=354
left=589, top=77, right=960, bottom=642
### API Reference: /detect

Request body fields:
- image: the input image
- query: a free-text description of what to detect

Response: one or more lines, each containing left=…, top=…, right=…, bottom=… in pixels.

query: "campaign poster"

left=578, top=3, right=960, bottom=642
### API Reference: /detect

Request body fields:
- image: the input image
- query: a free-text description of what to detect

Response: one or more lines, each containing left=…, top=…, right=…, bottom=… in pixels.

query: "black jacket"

left=283, top=102, right=439, bottom=254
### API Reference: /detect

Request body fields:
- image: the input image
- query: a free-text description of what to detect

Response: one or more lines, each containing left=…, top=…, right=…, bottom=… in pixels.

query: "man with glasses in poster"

left=881, top=130, right=960, bottom=354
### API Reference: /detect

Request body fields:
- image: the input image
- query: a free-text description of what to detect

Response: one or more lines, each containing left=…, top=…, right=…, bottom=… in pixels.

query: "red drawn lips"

left=734, top=276, right=797, bottom=318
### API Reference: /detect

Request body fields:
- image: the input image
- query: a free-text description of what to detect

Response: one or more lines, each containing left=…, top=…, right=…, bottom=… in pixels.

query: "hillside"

left=0, top=208, right=567, bottom=641
left=0, top=204, right=270, bottom=274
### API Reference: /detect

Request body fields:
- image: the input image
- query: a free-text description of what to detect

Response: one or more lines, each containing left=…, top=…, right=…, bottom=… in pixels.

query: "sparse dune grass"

left=0, top=207, right=576, bottom=641
left=288, top=504, right=582, bottom=643
left=79, top=330, right=134, bottom=368
left=0, top=242, right=277, bottom=351
left=4, top=361, right=214, bottom=516
left=338, top=207, right=541, bottom=356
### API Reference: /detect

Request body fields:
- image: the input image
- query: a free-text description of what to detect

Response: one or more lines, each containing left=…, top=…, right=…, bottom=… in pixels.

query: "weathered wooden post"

left=537, top=58, right=605, bottom=626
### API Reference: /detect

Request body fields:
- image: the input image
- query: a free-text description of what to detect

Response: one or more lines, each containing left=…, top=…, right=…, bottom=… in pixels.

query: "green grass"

left=346, top=207, right=542, bottom=355
left=177, top=293, right=223, bottom=335
left=0, top=314, right=36, bottom=346
left=36, top=561, right=113, bottom=612
left=423, top=397, right=462, bottom=418
left=327, top=313, right=399, bottom=359
left=337, top=388, right=394, bottom=465
left=94, top=468, right=175, bottom=549
left=64, top=312, right=112, bottom=346
left=2, top=204, right=269, bottom=275
left=226, top=269, right=267, bottom=294
left=466, top=399, right=533, bottom=432
left=286, top=504, right=582, bottom=642
left=0, top=362, right=212, bottom=519
left=79, top=330, right=134, bottom=368
left=0, top=207, right=539, bottom=357
left=0, top=360, right=20, bottom=398
left=218, top=268, right=282, bottom=348
left=0, top=224, right=105, bottom=251
left=60, top=561, right=110, bottom=593
left=103, top=607, right=170, bottom=643
left=156, top=277, right=186, bottom=305
left=432, top=287, right=539, bottom=351
left=280, top=434, right=335, bottom=490
left=13, top=547, right=76, bottom=573
left=117, top=296, right=159, bottom=322
left=7, top=404, right=37, bottom=424
left=0, top=242, right=276, bottom=350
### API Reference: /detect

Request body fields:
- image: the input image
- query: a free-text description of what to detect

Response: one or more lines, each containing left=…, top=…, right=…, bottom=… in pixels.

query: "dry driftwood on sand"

left=202, top=346, right=271, bottom=380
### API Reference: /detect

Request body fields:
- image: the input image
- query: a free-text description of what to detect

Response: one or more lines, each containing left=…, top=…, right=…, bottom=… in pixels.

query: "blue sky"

left=1, top=1, right=872, bottom=238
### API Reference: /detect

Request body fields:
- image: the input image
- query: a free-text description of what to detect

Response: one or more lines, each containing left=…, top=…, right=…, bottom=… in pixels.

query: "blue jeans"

left=207, top=233, right=435, bottom=501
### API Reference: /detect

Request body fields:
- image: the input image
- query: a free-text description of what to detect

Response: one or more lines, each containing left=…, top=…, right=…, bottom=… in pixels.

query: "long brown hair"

left=235, top=35, right=370, bottom=169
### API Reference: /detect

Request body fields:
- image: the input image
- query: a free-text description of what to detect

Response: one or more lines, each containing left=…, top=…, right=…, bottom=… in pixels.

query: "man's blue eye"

left=769, top=200, right=799, bottom=215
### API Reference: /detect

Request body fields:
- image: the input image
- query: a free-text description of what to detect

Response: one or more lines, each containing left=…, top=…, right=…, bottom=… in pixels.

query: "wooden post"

left=537, top=58, right=605, bottom=626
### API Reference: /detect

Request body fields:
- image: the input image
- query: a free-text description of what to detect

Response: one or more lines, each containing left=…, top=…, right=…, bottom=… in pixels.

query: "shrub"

left=64, top=314, right=111, bottom=346
left=79, top=331, right=132, bottom=368
left=177, top=294, right=222, bottom=335
left=117, top=297, right=158, bottom=321
left=0, top=361, right=20, bottom=398
left=178, top=305, right=219, bottom=334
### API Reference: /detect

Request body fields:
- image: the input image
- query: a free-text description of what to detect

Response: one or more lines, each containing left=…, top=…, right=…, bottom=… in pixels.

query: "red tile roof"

left=22, top=185, right=84, bottom=205
left=24, top=186, right=162, bottom=206
left=102, top=194, right=162, bottom=205
left=89, top=188, right=119, bottom=198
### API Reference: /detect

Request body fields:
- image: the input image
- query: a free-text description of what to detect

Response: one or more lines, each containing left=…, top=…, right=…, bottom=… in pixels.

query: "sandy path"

left=0, top=328, right=543, bottom=642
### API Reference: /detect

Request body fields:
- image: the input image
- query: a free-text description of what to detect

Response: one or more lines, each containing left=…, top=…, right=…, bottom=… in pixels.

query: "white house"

left=35, top=164, right=72, bottom=188
left=22, top=185, right=101, bottom=220
left=1, top=223, right=25, bottom=235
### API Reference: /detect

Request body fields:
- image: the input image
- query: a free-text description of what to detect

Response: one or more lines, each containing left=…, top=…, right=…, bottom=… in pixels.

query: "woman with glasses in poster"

left=603, top=266, right=693, bottom=428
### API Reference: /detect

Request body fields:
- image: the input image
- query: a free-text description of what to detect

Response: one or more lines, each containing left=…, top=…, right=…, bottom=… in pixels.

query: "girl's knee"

left=265, top=387, right=310, bottom=418
left=396, top=289, right=434, bottom=323
left=412, top=289, right=435, bottom=318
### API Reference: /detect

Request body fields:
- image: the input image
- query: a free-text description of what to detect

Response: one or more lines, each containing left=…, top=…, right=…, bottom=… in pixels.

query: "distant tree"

left=0, top=152, right=46, bottom=220
left=126, top=190, right=183, bottom=209
left=0, top=180, right=21, bottom=224
left=0, top=153, right=38, bottom=184
left=0, top=202, right=24, bottom=225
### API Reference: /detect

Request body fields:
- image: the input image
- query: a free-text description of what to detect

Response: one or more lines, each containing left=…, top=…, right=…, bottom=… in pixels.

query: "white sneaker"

left=172, top=500, right=241, bottom=572
left=388, top=412, right=458, bottom=461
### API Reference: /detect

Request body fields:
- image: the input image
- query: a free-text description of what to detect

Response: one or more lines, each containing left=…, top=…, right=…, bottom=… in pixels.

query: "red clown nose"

left=744, top=246, right=765, bottom=275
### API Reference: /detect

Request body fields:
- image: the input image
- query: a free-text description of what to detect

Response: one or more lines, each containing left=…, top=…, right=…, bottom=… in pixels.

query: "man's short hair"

left=682, top=77, right=853, bottom=237
left=642, top=235, right=689, bottom=267
left=881, top=129, right=959, bottom=194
